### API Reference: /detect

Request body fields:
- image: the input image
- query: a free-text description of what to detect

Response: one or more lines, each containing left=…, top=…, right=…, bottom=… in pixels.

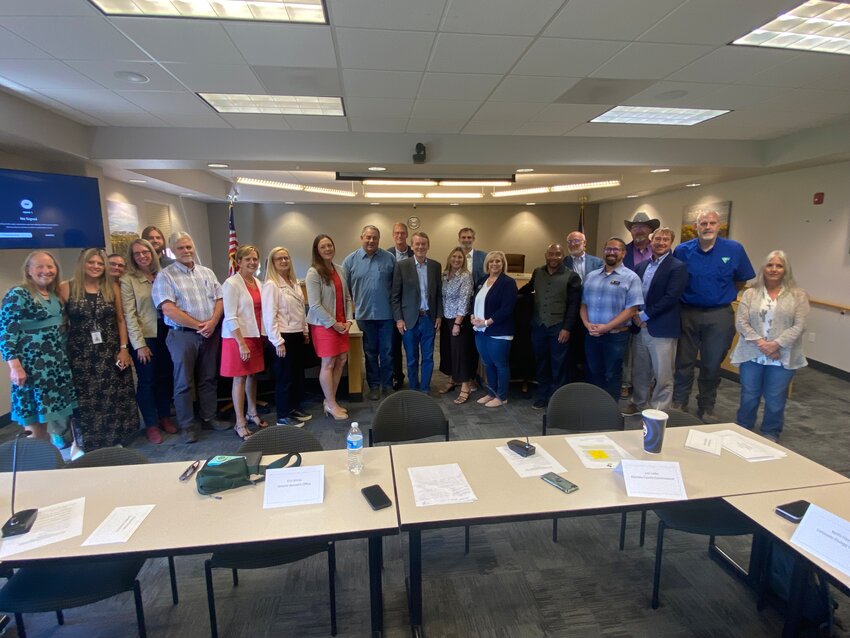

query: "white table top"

left=391, top=424, right=848, bottom=529
left=0, top=447, right=398, bottom=562
left=725, top=483, right=850, bottom=590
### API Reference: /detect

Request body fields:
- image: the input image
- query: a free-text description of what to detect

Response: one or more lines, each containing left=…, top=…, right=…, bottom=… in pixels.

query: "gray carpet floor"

left=2, top=362, right=848, bottom=637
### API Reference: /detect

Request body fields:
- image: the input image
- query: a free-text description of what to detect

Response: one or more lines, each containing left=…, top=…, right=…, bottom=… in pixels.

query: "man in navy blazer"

left=624, top=227, right=689, bottom=413
left=391, top=232, right=442, bottom=393
left=563, top=230, right=603, bottom=381
left=459, top=227, right=487, bottom=284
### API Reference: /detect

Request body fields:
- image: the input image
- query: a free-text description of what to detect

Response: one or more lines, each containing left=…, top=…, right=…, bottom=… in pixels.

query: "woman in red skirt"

left=221, top=245, right=266, bottom=440
left=305, top=235, right=352, bottom=420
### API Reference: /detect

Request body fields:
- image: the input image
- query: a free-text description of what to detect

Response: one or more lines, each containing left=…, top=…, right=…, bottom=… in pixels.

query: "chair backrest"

left=665, top=409, right=704, bottom=428
left=65, top=446, right=150, bottom=468
left=504, top=253, right=525, bottom=273
left=544, top=382, right=623, bottom=434
left=370, top=390, right=449, bottom=445
left=238, top=426, right=323, bottom=454
left=0, top=437, right=64, bottom=472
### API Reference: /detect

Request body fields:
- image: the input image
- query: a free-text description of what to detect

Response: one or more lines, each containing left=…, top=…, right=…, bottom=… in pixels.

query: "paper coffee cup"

left=642, top=409, right=668, bottom=454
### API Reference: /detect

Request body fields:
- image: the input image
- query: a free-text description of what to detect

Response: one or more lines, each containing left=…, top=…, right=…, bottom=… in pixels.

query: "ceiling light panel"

left=200, top=93, right=344, bottom=116
left=439, top=180, right=512, bottom=187
left=362, top=179, right=437, bottom=186
left=591, top=106, right=729, bottom=126
left=425, top=192, right=483, bottom=199
left=89, top=0, right=327, bottom=24
left=237, top=177, right=304, bottom=191
left=365, top=192, right=424, bottom=199
left=733, top=0, right=850, bottom=55
left=491, top=187, right=551, bottom=198
left=550, top=180, right=620, bottom=192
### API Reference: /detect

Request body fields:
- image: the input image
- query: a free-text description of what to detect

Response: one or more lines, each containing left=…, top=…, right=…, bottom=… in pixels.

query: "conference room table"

left=390, top=423, right=849, bottom=636
left=0, top=447, right=398, bottom=637
left=725, top=483, right=850, bottom=637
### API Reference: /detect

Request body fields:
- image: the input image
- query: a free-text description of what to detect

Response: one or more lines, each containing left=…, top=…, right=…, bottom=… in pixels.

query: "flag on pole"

left=227, top=204, right=239, bottom=275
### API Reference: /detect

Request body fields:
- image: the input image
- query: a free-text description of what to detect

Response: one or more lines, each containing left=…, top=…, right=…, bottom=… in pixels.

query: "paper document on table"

left=82, top=504, right=155, bottom=546
left=566, top=434, right=633, bottom=469
left=496, top=444, right=566, bottom=478
left=263, top=465, right=325, bottom=509
left=408, top=463, right=477, bottom=507
left=791, top=504, right=850, bottom=579
left=619, top=459, right=688, bottom=500
left=714, top=429, right=786, bottom=462
left=685, top=429, right=721, bottom=456
left=0, top=497, right=85, bottom=558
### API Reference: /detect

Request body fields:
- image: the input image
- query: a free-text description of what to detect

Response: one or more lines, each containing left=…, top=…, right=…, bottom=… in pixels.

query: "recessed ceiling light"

left=733, top=0, right=850, bottom=56
left=650, top=168, right=670, bottom=173
left=370, top=202, right=381, bottom=206
left=591, top=106, right=729, bottom=126
left=525, top=202, right=536, bottom=206
left=88, top=0, right=327, bottom=24
left=199, top=93, right=344, bottom=116
left=515, top=168, right=534, bottom=173
left=686, top=183, right=701, bottom=187
left=128, top=179, right=147, bottom=183
left=449, top=203, right=459, bottom=206
left=626, top=194, right=639, bottom=198
left=368, top=166, right=387, bottom=172
left=180, top=192, right=194, bottom=196
left=208, top=163, right=229, bottom=168
left=285, top=201, right=295, bottom=205
left=114, top=70, right=149, bottom=84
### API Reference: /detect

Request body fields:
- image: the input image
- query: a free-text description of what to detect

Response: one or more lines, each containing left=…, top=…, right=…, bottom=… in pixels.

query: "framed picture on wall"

left=681, top=201, right=732, bottom=242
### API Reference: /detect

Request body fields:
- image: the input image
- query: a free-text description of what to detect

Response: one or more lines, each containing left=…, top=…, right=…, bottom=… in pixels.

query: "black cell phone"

left=361, top=484, right=392, bottom=511
left=541, top=472, right=579, bottom=494
left=775, top=499, right=810, bottom=523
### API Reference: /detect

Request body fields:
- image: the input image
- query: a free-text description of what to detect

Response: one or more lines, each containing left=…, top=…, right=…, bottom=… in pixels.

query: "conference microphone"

left=2, top=431, right=38, bottom=538
left=484, top=384, right=536, bottom=457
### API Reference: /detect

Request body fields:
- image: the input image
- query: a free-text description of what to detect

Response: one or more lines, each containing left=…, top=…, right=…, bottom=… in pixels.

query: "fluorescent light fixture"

left=128, top=179, right=147, bottom=183
left=650, top=168, right=670, bottom=173
left=525, top=202, right=536, bottom=206
left=88, top=0, right=327, bottom=24
left=491, top=187, right=551, bottom=198
left=200, top=93, right=344, bottom=116
left=685, top=183, right=701, bottom=187
left=591, top=106, right=729, bottom=126
left=368, top=166, right=386, bottom=172
left=626, top=194, right=639, bottom=198
left=515, top=168, right=534, bottom=173
left=550, top=180, right=620, bottom=192
left=438, top=180, right=512, bottom=187
left=733, top=0, right=850, bottom=56
left=208, top=163, right=229, bottom=168
left=284, top=201, right=295, bottom=205
left=238, top=177, right=303, bottom=191
left=363, top=179, right=437, bottom=186
left=370, top=202, right=381, bottom=205
left=365, top=192, right=424, bottom=199
left=450, top=203, right=460, bottom=206
left=425, top=192, right=483, bottom=199
left=303, top=185, right=355, bottom=197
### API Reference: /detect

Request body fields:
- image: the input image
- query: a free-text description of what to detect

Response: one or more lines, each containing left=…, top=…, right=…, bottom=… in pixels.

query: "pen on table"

left=179, top=460, right=201, bottom=481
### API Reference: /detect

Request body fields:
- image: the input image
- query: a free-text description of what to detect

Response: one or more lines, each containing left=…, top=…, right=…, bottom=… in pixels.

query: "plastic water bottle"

left=347, top=422, right=364, bottom=475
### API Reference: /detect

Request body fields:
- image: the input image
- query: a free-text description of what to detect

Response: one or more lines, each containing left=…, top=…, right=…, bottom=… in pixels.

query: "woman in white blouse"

left=221, top=245, right=266, bottom=440
left=262, top=247, right=312, bottom=427
left=730, top=250, right=809, bottom=442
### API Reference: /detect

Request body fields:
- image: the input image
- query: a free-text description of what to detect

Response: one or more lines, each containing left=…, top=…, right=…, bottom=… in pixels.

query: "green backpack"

left=196, top=451, right=302, bottom=496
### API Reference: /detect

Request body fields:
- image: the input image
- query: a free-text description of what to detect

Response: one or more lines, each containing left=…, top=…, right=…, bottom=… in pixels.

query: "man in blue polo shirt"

left=343, top=225, right=397, bottom=401
left=672, top=211, right=755, bottom=420
left=580, top=237, right=643, bottom=401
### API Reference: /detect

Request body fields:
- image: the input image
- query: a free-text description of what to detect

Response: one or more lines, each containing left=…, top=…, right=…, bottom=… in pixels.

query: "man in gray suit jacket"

left=563, top=230, right=603, bottom=382
left=391, top=232, right=442, bottom=393
left=459, top=227, right=487, bottom=284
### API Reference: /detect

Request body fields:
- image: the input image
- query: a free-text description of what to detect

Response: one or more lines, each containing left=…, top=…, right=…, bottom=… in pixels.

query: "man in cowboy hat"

left=623, top=211, right=660, bottom=272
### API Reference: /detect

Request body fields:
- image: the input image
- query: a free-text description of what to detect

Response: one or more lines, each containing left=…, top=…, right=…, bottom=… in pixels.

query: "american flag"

left=227, top=204, right=239, bottom=275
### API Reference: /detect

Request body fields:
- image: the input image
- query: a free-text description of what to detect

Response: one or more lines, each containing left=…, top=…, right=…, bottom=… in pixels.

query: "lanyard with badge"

left=88, top=292, right=103, bottom=344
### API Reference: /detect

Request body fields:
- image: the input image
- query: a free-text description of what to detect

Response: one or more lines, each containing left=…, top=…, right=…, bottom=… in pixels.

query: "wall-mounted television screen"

left=0, top=168, right=105, bottom=250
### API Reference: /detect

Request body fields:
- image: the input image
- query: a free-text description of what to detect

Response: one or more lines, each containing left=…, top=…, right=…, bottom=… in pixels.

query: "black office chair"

left=0, top=447, right=162, bottom=638
left=543, top=383, right=624, bottom=543
left=204, top=426, right=336, bottom=638
left=0, top=437, right=63, bottom=472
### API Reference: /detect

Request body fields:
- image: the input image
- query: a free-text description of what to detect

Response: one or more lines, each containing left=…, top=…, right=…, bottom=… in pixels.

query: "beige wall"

left=207, top=202, right=595, bottom=281
left=598, top=160, right=850, bottom=372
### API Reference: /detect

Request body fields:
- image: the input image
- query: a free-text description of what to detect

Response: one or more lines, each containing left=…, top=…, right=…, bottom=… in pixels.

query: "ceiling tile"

left=24, top=92, right=109, bottom=126
left=751, top=88, right=850, bottom=115
left=66, top=60, right=184, bottom=91
left=462, top=119, right=522, bottom=134
left=349, top=116, right=409, bottom=132
left=417, top=73, right=501, bottom=100
left=442, top=0, right=563, bottom=36
left=406, top=118, right=467, bottom=133
left=329, top=0, right=447, bottom=30
left=743, top=54, right=850, bottom=89
left=284, top=115, right=350, bottom=131
left=252, top=66, right=341, bottom=96
left=2, top=16, right=146, bottom=61
left=112, top=18, right=245, bottom=64
left=411, top=98, right=481, bottom=119
left=219, top=114, right=291, bottom=130
left=473, top=101, right=546, bottom=120
left=346, top=97, right=414, bottom=118
left=0, top=26, right=51, bottom=59
left=697, top=84, right=784, bottom=110
left=620, top=80, right=719, bottom=108
left=590, top=42, right=714, bottom=80
left=667, top=46, right=800, bottom=84
left=531, top=103, right=609, bottom=124
left=163, top=63, right=264, bottom=93
left=0, top=1, right=97, bottom=16
left=512, top=121, right=574, bottom=135
left=428, top=33, right=531, bottom=74
left=341, top=69, right=422, bottom=98
left=336, top=28, right=435, bottom=71
left=0, top=59, right=105, bottom=89
left=490, top=75, right=580, bottom=102
left=116, top=90, right=213, bottom=115
left=224, top=23, right=336, bottom=68
left=544, top=0, right=683, bottom=40
left=95, top=112, right=169, bottom=127
left=513, top=38, right=626, bottom=77
left=156, top=112, right=231, bottom=128
left=35, top=88, right=149, bottom=116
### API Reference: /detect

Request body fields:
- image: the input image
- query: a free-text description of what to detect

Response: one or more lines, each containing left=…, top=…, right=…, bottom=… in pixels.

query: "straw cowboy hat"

left=624, top=211, right=660, bottom=231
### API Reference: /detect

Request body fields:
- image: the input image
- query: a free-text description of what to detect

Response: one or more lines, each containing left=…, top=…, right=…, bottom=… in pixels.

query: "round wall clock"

left=407, top=216, right=421, bottom=230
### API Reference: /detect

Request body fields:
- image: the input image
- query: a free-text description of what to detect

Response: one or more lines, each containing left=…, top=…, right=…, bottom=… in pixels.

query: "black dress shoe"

left=276, top=416, right=305, bottom=427
left=289, top=409, right=312, bottom=422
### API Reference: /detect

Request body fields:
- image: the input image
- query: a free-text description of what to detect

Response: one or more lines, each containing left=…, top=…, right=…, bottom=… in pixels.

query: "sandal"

left=453, top=390, right=471, bottom=405
left=476, top=394, right=494, bottom=404
left=439, top=382, right=457, bottom=394
left=246, top=413, right=268, bottom=429
left=234, top=423, right=252, bottom=441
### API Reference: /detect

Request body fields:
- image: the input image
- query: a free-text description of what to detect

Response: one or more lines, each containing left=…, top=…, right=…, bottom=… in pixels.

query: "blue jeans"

left=531, top=322, right=569, bottom=402
left=475, top=333, right=512, bottom=401
left=359, top=319, right=394, bottom=389
left=736, top=361, right=795, bottom=436
left=401, top=315, right=436, bottom=392
left=584, top=330, right=630, bottom=401
left=130, top=329, right=173, bottom=427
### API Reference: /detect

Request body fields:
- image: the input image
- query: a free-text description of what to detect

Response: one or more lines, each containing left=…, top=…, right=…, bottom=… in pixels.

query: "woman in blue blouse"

left=471, top=251, right=517, bottom=407
left=439, top=247, right=474, bottom=404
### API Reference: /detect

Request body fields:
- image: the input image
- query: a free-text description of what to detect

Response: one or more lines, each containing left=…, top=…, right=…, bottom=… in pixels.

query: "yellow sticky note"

left=588, top=449, right=609, bottom=460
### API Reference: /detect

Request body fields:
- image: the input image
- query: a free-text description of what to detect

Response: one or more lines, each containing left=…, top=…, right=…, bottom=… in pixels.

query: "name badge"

left=609, top=280, right=621, bottom=286
left=90, top=331, right=103, bottom=344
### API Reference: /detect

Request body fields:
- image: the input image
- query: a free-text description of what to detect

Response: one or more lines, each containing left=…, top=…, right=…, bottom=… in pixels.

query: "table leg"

left=348, top=332, right=364, bottom=402
left=368, top=535, right=384, bottom=637
left=409, top=529, right=423, bottom=636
